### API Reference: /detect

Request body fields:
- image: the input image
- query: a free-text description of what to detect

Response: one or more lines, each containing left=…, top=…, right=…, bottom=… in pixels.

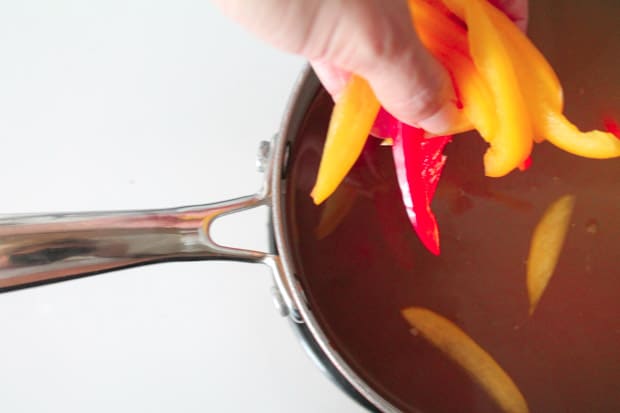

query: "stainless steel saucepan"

left=2, top=1, right=619, bottom=412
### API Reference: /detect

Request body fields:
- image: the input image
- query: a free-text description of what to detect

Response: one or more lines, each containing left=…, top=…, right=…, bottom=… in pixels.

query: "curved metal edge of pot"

left=269, top=65, right=402, bottom=413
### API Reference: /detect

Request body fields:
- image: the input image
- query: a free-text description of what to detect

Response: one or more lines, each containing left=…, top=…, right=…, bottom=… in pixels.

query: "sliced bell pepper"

left=311, top=75, right=380, bottom=205
left=477, top=1, right=620, bottom=156
left=518, top=155, right=532, bottom=171
left=463, top=0, right=533, bottom=177
left=604, top=117, right=620, bottom=139
left=402, top=307, right=530, bottom=413
left=481, top=1, right=563, bottom=118
left=371, top=107, right=401, bottom=139
left=417, top=0, right=533, bottom=174
left=386, top=111, right=451, bottom=255
left=441, top=0, right=619, bottom=159
left=409, top=0, right=468, bottom=57
left=419, top=35, right=497, bottom=140
left=542, top=112, right=620, bottom=159
left=409, top=0, right=496, bottom=139
left=527, top=194, right=576, bottom=315
left=311, top=0, right=618, bottom=257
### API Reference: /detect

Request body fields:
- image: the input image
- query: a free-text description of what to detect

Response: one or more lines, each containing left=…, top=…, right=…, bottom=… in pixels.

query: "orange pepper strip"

left=409, top=0, right=468, bottom=56
left=409, top=0, right=497, bottom=138
left=402, top=307, right=530, bottom=413
left=311, top=75, right=380, bottom=205
left=440, top=0, right=465, bottom=17
left=461, top=0, right=533, bottom=176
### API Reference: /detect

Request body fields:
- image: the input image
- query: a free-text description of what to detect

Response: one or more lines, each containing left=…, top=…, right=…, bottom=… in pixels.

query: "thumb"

left=358, top=37, right=460, bottom=135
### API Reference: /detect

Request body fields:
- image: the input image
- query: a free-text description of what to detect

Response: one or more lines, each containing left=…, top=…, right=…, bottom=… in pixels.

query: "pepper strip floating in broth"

left=402, top=307, right=530, bottom=413
left=526, top=194, right=576, bottom=315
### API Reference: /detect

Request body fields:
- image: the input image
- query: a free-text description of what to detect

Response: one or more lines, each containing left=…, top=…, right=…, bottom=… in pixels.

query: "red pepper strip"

left=421, top=134, right=451, bottom=201
left=604, top=117, right=620, bottom=139
left=384, top=112, right=451, bottom=255
left=371, top=107, right=400, bottom=139
left=518, top=156, right=532, bottom=171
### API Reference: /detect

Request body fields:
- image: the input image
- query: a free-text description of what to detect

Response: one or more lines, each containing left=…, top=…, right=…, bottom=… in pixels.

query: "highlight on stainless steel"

left=0, top=135, right=280, bottom=293
left=0, top=195, right=270, bottom=291
left=256, top=140, right=272, bottom=173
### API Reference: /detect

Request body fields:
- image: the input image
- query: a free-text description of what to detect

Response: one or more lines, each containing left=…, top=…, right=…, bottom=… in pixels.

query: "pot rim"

left=270, top=66, right=401, bottom=413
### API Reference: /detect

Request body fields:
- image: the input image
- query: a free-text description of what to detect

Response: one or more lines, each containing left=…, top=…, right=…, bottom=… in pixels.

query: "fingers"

left=307, top=0, right=460, bottom=134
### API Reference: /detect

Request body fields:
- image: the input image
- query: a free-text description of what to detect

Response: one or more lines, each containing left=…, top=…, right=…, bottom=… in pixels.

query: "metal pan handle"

left=0, top=140, right=284, bottom=293
left=0, top=193, right=274, bottom=292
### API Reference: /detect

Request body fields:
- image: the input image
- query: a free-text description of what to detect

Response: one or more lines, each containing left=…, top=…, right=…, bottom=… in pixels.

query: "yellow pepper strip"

left=481, top=2, right=561, bottom=143
left=402, top=307, right=530, bottom=413
left=444, top=0, right=620, bottom=159
left=526, top=194, right=576, bottom=315
left=482, top=2, right=563, bottom=117
left=311, top=75, right=380, bottom=205
left=463, top=0, right=533, bottom=177
left=541, top=111, right=620, bottom=159
left=415, top=30, right=496, bottom=140
left=487, top=2, right=619, bottom=156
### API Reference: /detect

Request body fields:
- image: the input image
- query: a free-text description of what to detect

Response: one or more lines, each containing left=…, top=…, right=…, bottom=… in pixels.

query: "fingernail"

left=416, top=103, right=462, bottom=135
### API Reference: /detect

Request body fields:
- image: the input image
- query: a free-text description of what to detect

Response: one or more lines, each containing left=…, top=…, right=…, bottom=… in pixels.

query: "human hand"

left=213, top=0, right=528, bottom=134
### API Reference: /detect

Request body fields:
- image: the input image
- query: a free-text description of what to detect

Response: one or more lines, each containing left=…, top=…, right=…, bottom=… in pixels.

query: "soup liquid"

left=285, top=1, right=620, bottom=412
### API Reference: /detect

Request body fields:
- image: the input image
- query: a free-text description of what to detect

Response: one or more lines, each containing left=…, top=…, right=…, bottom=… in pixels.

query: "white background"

left=0, top=1, right=364, bottom=412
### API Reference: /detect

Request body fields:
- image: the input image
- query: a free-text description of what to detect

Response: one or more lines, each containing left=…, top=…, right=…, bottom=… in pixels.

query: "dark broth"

left=285, top=1, right=620, bottom=412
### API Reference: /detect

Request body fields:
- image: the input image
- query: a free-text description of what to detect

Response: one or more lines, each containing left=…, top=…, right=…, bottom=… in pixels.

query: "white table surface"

left=0, top=1, right=365, bottom=412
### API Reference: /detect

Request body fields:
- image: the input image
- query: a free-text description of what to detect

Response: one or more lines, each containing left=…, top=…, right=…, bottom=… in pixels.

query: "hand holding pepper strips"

left=311, top=0, right=620, bottom=254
